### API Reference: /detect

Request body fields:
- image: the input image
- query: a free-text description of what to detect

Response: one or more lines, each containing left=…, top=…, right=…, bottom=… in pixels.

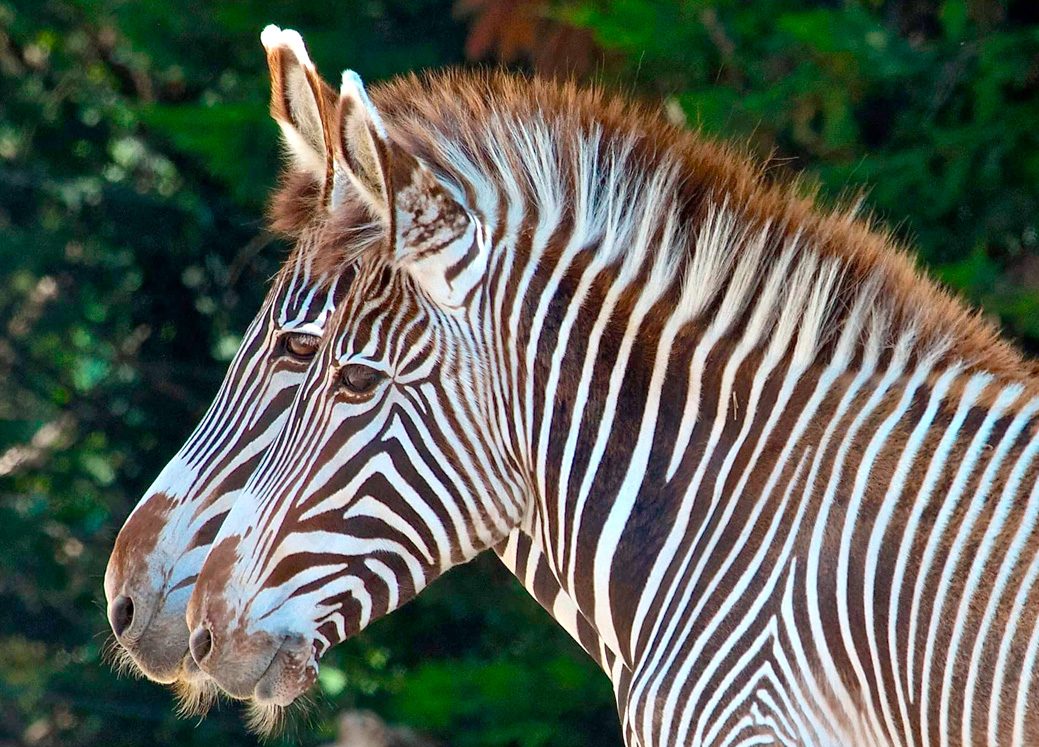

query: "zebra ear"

left=334, top=71, right=479, bottom=307
left=333, top=71, right=393, bottom=222
left=261, top=25, right=337, bottom=209
left=389, top=153, right=480, bottom=308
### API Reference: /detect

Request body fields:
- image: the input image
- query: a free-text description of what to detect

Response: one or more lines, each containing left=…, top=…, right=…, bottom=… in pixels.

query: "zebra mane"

left=269, top=70, right=1031, bottom=384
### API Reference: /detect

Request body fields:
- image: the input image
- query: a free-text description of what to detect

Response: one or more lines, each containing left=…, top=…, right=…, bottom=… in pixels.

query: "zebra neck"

left=494, top=529, right=638, bottom=738
left=422, top=83, right=1039, bottom=740
left=480, top=180, right=1039, bottom=744
left=494, top=530, right=617, bottom=673
left=799, top=369, right=1039, bottom=745
left=524, top=308, right=1039, bottom=741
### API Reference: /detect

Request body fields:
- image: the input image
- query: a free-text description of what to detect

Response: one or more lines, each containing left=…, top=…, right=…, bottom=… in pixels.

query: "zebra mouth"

left=250, top=634, right=318, bottom=706
left=130, top=647, right=201, bottom=686
left=180, top=648, right=206, bottom=680
left=108, top=612, right=193, bottom=685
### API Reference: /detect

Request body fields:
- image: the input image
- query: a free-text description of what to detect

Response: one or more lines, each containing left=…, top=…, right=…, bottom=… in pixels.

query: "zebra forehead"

left=268, top=179, right=385, bottom=292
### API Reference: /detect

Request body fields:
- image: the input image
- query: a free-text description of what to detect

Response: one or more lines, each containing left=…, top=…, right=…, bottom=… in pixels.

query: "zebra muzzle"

left=187, top=620, right=316, bottom=704
left=253, top=634, right=317, bottom=706
left=105, top=585, right=193, bottom=684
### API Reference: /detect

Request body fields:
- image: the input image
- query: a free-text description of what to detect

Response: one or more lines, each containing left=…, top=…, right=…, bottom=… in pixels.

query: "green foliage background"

left=0, top=1, right=1036, bottom=745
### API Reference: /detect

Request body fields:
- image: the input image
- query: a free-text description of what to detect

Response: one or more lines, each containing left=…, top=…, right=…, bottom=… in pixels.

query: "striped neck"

left=460, top=143, right=1039, bottom=742
left=502, top=225, right=1039, bottom=741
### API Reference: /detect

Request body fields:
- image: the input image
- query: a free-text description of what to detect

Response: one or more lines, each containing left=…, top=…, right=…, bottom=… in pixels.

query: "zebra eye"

left=281, top=332, right=320, bottom=360
left=340, top=364, right=384, bottom=395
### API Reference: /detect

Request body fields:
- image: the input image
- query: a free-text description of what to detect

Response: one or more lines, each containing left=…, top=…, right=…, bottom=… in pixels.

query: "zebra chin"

left=251, top=635, right=319, bottom=707
left=108, top=637, right=195, bottom=686
left=104, top=584, right=196, bottom=685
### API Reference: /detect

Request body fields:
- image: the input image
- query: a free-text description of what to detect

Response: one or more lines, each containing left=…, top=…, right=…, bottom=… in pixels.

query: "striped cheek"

left=186, top=264, right=524, bottom=709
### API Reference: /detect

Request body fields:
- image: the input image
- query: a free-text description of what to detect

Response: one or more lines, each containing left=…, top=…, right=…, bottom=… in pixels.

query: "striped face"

left=103, top=251, right=344, bottom=689
left=185, top=246, right=525, bottom=707
left=184, top=68, right=533, bottom=705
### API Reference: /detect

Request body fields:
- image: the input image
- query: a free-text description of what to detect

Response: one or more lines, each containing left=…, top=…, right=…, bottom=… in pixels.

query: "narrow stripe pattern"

left=141, top=248, right=345, bottom=597
left=175, top=71, right=1039, bottom=746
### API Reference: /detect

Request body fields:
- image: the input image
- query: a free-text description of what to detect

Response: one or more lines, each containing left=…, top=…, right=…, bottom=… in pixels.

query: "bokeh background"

left=1, top=1, right=1038, bottom=745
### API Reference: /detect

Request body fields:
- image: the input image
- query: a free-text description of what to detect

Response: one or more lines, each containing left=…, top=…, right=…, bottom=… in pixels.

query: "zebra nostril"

left=109, top=595, right=135, bottom=639
left=189, top=625, right=214, bottom=665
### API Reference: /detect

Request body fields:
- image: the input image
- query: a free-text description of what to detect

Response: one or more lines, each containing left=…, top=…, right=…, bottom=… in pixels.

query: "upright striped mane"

left=271, top=70, right=1029, bottom=389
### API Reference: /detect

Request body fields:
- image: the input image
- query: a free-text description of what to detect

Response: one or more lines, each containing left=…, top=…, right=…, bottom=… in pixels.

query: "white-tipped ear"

left=332, top=70, right=392, bottom=221
left=330, top=69, right=480, bottom=307
left=262, top=25, right=336, bottom=206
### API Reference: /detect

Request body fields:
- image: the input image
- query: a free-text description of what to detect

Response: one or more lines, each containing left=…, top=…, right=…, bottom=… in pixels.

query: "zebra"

left=103, top=27, right=613, bottom=727
left=128, top=24, right=1039, bottom=745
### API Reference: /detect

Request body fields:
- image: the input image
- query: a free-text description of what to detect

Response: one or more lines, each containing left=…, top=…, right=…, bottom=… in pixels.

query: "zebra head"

left=104, top=28, right=350, bottom=693
left=184, top=59, right=528, bottom=712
